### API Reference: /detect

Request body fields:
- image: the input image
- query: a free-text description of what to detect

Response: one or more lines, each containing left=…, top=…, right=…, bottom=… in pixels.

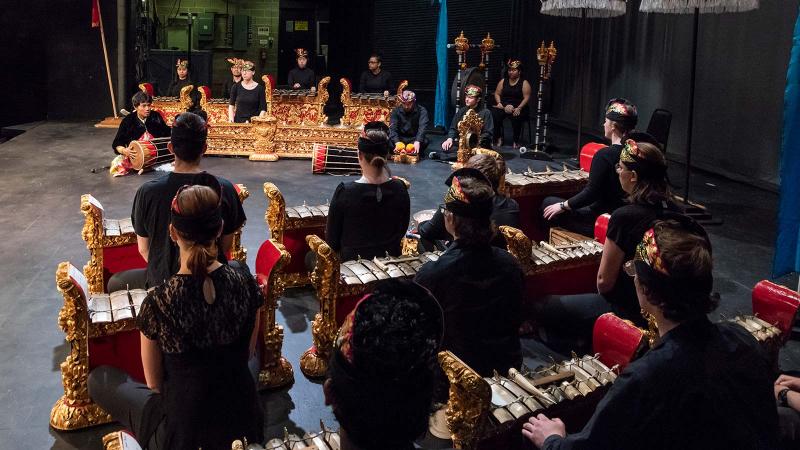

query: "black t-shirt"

left=136, top=264, right=264, bottom=450
left=287, top=67, right=316, bottom=89
left=131, top=172, right=246, bottom=288
left=222, top=78, right=241, bottom=99
left=604, top=202, right=678, bottom=318
left=418, top=195, right=520, bottom=248
left=414, top=241, right=523, bottom=376
left=325, top=178, right=410, bottom=261
left=229, top=82, right=267, bottom=123
left=568, top=144, right=626, bottom=214
left=358, top=69, right=393, bottom=93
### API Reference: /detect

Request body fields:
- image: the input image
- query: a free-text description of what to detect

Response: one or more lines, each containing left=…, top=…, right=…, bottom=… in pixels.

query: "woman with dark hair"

left=523, top=220, right=779, bottom=450
left=418, top=153, right=519, bottom=249
left=541, top=98, right=637, bottom=236
left=415, top=168, right=523, bottom=377
left=536, top=139, right=679, bottom=350
left=166, top=58, right=193, bottom=97
left=325, top=278, right=443, bottom=450
left=492, top=59, right=532, bottom=149
left=288, top=48, right=316, bottom=90
left=88, top=181, right=264, bottom=450
left=228, top=60, right=267, bottom=123
left=326, top=121, right=410, bottom=261
left=359, top=52, right=393, bottom=96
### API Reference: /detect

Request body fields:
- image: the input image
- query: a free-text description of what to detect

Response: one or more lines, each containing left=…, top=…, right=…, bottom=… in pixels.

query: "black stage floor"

left=0, top=121, right=797, bottom=448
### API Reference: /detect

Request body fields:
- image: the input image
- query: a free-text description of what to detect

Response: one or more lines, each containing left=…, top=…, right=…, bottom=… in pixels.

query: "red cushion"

left=89, top=329, right=146, bottom=383
left=255, top=240, right=283, bottom=291
left=139, top=83, right=155, bottom=97
left=198, top=85, right=211, bottom=99
left=752, top=280, right=800, bottom=344
left=102, top=245, right=147, bottom=291
left=579, top=142, right=606, bottom=172
left=594, top=214, right=611, bottom=244
left=523, top=263, right=599, bottom=300
left=592, top=313, right=644, bottom=371
left=283, top=227, right=326, bottom=275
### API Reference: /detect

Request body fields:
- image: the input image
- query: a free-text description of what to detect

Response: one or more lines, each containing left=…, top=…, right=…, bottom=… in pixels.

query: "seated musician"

left=388, top=90, right=430, bottom=156
left=326, top=121, right=410, bottom=261
left=541, top=98, right=637, bottom=236
left=433, top=85, right=494, bottom=162
left=415, top=168, right=523, bottom=377
left=88, top=181, right=264, bottom=450
left=536, top=140, right=679, bottom=349
left=325, top=279, right=444, bottom=450
left=112, top=90, right=170, bottom=158
left=165, top=58, right=193, bottom=97
left=523, top=219, right=779, bottom=449
left=228, top=60, right=267, bottom=123
left=359, top=52, right=393, bottom=96
left=107, top=112, right=246, bottom=291
left=775, top=373, right=800, bottom=448
left=491, top=59, right=532, bottom=149
left=287, top=48, right=316, bottom=90
left=222, top=57, right=243, bottom=99
left=418, top=153, right=519, bottom=249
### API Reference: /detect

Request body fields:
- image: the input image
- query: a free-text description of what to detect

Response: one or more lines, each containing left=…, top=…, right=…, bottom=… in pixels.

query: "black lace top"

left=136, top=265, right=264, bottom=450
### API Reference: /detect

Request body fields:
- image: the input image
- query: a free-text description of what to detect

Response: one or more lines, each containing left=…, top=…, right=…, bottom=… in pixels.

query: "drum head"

left=450, top=67, right=486, bottom=108
left=127, top=141, right=149, bottom=171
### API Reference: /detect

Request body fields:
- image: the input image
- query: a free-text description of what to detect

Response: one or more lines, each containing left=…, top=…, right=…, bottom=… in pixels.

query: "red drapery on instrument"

left=91, top=0, right=100, bottom=28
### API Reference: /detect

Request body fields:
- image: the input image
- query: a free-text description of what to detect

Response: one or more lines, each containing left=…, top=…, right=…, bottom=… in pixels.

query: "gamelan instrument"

left=126, top=137, right=173, bottom=172
left=311, top=144, right=360, bottom=175
left=230, top=422, right=340, bottom=450
left=339, top=252, right=441, bottom=286
left=272, top=88, right=318, bottom=99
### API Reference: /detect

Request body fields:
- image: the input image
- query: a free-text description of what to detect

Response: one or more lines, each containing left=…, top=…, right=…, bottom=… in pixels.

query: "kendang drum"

left=311, top=143, right=360, bottom=175
left=126, top=137, right=173, bottom=172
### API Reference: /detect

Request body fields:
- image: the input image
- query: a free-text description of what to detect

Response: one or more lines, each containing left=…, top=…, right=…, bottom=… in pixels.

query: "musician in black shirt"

left=228, top=60, right=267, bottom=123
left=221, top=57, right=243, bottom=99
left=419, top=153, right=519, bottom=249
left=107, top=112, right=246, bottom=291
left=287, top=48, right=316, bottom=90
left=415, top=168, right=523, bottom=378
left=326, top=121, right=410, bottom=261
left=541, top=98, right=637, bottom=236
left=112, top=91, right=170, bottom=156
left=524, top=219, right=779, bottom=450
left=358, top=53, right=393, bottom=95
left=491, top=59, right=532, bottom=148
left=165, top=58, right=193, bottom=97
left=433, top=85, right=494, bottom=162
left=388, top=90, right=429, bottom=155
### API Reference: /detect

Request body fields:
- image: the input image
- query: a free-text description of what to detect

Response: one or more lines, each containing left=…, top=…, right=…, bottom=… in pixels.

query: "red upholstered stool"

left=579, top=142, right=606, bottom=172
left=752, top=280, right=800, bottom=344
left=592, top=312, right=646, bottom=371
left=594, top=213, right=611, bottom=245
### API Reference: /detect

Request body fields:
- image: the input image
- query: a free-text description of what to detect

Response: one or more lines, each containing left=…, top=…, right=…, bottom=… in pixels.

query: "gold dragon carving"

left=80, top=195, right=137, bottom=293
left=339, top=78, right=408, bottom=127
left=438, top=351, right=491, bottom=450
left=264, top=182, right=287, bottom=243
left=229, top=184, right=250, bottom=263
left=258, top=239, right=295, bottom=390
left=301, top=235, right=340, bottom=378
left=51, top=262, right=113, bottom=430
left=456, top=109, right=486, bottom=168
left=498, top=226, right=534, bottom=271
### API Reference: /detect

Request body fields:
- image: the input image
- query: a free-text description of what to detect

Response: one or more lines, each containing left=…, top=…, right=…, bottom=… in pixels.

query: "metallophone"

left=437, top=351, right=618, bottom=450
left=51, top=237, right=293, bottom=431
left=503, top=166, right=589, bottom=242
left=137, top=83, right=195, bottom=126
left=300, top=234, right=442, bottom=378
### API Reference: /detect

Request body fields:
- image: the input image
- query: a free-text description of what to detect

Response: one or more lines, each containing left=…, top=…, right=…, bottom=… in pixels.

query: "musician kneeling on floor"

left=415, top=168, right=523, bottom=378
left=325, top=121, right=410, bottom=261
left=523, top=219, right=779, bottom=450
left=418, top=153, right=519, bottom=249
left=433, top=84, right=494, bottom=161
left=389, top=90, right=430, bottom=156
left=108, top=112, right=246, bottom=291
left=325, top=279, right=444, bottom=450
left=112, top=90, right=170, bottom=158
left=89, top=181, right=264, bottom=450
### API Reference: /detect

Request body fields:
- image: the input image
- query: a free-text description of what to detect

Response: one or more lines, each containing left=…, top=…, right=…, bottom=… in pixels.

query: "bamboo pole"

left=97, top=1, right=118, bottom=118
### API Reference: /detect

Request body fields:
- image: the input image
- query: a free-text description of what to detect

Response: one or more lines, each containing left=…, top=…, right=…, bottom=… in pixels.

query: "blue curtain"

left=434, top=0, right=449, bottom=127
left=773, top=6, right=800, bottom=278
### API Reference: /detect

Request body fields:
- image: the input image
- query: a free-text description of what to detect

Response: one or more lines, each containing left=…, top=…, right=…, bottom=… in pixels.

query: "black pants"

left=533, top=293, right=613, bottom=354
left=491, top=107, right=524, bottom=144
left=541, top=196, right=600, bottom=238
left=779, top=405, right=800, bottom=449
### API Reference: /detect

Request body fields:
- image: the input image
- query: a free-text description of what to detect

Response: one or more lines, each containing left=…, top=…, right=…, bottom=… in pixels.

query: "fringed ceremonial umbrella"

left=540, top=0, right=628, bottom=155
left=639, top=0, right=759, bottom=204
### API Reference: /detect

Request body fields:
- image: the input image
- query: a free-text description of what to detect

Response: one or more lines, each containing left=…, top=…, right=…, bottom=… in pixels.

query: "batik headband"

left=295, top=48, right=308, bottom=58
left=399, top=90, right=416, bottom=104
left=605, top=98, right=638, bottom=129
left=507, top=59, right=522, bottom=69
left=635, top=228, right=668, bottom=275
left=619, top=139, right=667, bottom=179
left=443, top=168, right=493, bottom=218
left=226, top=57, right=243, bottom=68
left=465, top=84, right=482, bottom=98
left=176, top=58, right=189, bottom=69
left=240, top=60, right=255, bottom=71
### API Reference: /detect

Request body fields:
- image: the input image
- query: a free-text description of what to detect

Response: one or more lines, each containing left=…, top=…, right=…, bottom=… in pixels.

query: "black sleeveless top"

left=500, top=78, right=524, bottom=108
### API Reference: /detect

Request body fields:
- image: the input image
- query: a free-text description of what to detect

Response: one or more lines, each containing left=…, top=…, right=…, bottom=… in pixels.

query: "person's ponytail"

left=186, top=239, right=219, bottom=304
